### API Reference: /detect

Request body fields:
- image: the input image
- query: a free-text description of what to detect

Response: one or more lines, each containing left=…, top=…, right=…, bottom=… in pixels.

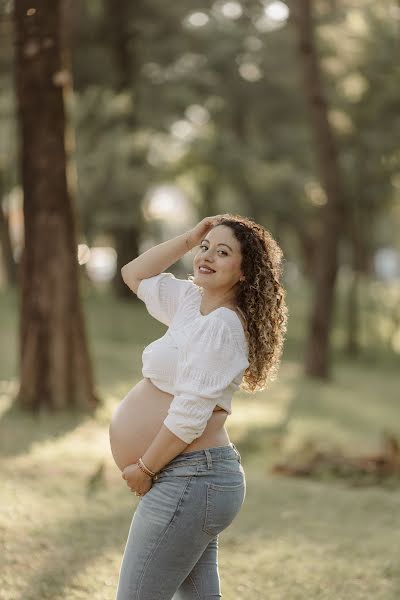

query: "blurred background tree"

left=12, top=0, right=98, bottom=410
left=1, top=4, right=399, bottom=597
left=0, top=0, right=399, bottom=410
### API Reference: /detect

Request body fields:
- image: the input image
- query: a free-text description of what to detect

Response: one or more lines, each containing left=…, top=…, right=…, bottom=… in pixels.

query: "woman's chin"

left=193, top=272, right=216, bottom=283
left=193, top=275, right=210, bottom=287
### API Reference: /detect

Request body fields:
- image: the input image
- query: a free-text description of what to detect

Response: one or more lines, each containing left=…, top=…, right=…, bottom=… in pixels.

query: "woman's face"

left=192, top=225, right=244, bottom=292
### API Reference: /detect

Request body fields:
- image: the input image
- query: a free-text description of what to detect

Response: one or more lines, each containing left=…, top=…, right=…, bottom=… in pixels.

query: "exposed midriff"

left=109, top=377, right=230, bottom=471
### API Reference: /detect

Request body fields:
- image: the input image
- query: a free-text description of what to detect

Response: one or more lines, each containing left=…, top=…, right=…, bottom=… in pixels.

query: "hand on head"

left=186, top=215, right=227, bottom=248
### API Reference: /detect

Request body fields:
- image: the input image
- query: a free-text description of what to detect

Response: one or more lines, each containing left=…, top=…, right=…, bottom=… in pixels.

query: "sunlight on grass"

left=1, top=285, right=400, bottom=599
left=230, top=386, right=293, bottom=428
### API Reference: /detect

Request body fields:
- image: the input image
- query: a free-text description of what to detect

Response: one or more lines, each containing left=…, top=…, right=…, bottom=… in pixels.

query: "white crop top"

left=136, top=272, right=250, bottom=444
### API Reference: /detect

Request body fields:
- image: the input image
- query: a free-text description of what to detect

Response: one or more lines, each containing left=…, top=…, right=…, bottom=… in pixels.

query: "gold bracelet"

left=136, top=460, right=153, bottom=478
left=138, top=457, right=157, bottom=477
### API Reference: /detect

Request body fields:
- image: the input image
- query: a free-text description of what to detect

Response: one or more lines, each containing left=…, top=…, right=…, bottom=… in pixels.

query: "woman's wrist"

left=184, top=230, right=197, bottom=252
left=137, top=457, right=157, bottom=478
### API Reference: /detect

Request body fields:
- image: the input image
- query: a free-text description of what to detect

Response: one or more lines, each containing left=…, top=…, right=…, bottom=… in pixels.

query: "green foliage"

left=68, top=0, right=399, bottom=265
left=1, top=1, right=399, bottom=271
left=71, top=88, right=153, bottom=239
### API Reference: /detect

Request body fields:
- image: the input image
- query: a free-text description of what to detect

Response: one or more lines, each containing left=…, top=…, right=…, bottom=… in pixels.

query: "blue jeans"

left=116, top=443, right=246, bottom=599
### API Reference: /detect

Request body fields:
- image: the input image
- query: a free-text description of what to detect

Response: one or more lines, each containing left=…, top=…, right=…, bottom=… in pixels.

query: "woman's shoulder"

left=176, top=276, right=202, bottom=306
left=139, top=272, right=201, bottom=303
left=215, top=308, right=249, bottom=352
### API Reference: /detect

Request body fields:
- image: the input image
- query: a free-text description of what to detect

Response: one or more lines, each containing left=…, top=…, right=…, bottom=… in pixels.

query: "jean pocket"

left=202, top=480, right=246, bottom=537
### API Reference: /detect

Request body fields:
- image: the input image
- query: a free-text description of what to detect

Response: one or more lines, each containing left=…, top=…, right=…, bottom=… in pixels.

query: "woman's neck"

left=199, top=289, right=237, bottom=315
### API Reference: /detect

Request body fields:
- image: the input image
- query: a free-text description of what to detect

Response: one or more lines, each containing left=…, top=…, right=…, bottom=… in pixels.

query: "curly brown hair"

left=193, top=214, right=288, bottom=393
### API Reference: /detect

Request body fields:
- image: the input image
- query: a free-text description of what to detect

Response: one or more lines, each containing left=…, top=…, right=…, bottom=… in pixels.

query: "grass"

left=0, top=279, right=399, bottom=600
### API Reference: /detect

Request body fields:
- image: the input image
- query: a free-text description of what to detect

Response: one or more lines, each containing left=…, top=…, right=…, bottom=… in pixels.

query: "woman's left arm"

left=121, top=426, right=188, bottom=494
left=142, top=425, right=189, bottom=472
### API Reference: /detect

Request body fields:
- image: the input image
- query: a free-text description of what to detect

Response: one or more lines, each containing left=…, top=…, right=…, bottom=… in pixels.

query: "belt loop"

left=232, top=443, right=241, bottom=463
left=204, top=449, right=213, bottom=469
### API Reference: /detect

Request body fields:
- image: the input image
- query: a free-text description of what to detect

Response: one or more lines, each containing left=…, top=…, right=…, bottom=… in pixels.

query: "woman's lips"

left=197, top=266, right=216, bottom=274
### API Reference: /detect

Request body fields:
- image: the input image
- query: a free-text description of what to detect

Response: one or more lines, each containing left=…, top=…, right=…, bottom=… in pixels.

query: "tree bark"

left=0, top=186, right=18, bottom=287
left=295, top=226, right=318, bottom=280
left=346, top=267, right=360, bottom=356
left=105, top=0, right=144, bottom=298
left=344, top=145, right=370, bottom=356
left=13, top=0, right=99, bottom=410
left=112, top=224, right=140, bottom=298
left=105, top=0, right=137, bottom=94
left=345, top=195, right=363, bottom=356
left=294, top=0, right=347, bottom=378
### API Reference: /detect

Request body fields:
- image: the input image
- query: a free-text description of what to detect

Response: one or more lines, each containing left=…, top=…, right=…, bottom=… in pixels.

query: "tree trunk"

left=112, top=224, right=140, bottom=298
left=295, top=226, right=318, bottom=280
left=346, top=267, right=360, bottom=356
left=345, top=196, right=363, bottom=356
left=105, top=0, right=137, bottom=94
left=345, top=144, right=370, bottom=356
left=14, top=0, right=99, bottom=411
left=294, top=0, right=347, bottom=378
left=105, top=0, right=144, bottom=298
left=0, top=189, right=18, bottom=287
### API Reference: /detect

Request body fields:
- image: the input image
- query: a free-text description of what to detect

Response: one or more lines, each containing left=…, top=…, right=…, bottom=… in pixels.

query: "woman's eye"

left=199, top=245, right=227, bottom=256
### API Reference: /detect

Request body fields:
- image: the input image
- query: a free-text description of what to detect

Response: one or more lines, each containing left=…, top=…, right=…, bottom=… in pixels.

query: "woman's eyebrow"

left=201, top=239, right=233, bottom=252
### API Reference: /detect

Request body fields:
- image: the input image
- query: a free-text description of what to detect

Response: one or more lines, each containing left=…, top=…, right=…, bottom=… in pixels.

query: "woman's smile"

left=198, top=266, right=216, bottom=274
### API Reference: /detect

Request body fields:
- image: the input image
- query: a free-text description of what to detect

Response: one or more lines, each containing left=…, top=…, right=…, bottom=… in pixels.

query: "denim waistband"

left=165, top=442, right=241, bottom=468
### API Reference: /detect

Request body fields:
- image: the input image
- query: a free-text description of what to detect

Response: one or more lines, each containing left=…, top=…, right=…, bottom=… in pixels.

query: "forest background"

left=0, top=1, right=399, bottom=599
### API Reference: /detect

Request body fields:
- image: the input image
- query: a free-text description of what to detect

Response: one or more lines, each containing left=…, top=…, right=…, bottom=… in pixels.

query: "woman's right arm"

left=121, top=216, right=222, bottom=293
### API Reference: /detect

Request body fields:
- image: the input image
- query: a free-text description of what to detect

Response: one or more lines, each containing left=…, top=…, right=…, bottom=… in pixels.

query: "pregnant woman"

left=109, top=213, right=288, bottom=599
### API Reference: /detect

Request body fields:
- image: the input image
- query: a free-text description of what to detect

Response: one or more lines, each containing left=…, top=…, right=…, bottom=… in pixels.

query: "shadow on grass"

left=0, top=396, right=91, bottom=458
left=15, top=492, right=135, bottom=600
left=11, top=467, right=400, bottom=600
left=232, top=358, right=400, bottom=483
left=284, top=365, right=400, bottom=442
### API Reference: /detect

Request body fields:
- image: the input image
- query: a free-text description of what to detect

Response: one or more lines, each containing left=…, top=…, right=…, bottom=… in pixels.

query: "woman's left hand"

left=122, top=463, right=153, bottom=496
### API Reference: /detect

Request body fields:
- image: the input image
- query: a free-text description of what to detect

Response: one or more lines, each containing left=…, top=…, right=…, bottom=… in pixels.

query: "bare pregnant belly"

left=109, top=378, right=230, bottom=471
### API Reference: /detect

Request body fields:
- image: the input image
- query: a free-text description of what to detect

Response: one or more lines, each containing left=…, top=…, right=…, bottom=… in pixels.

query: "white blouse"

left=136, top=272, right=249, bottom=444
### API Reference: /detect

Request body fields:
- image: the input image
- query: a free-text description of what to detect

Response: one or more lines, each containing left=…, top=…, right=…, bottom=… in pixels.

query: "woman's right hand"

left=186, top=215, right=227, bottom=249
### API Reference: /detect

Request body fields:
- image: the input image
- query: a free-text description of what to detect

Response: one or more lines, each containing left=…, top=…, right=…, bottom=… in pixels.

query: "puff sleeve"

left=137, top=272, right=194, bottom=326
left=163, top=316, right=249, bottom=444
